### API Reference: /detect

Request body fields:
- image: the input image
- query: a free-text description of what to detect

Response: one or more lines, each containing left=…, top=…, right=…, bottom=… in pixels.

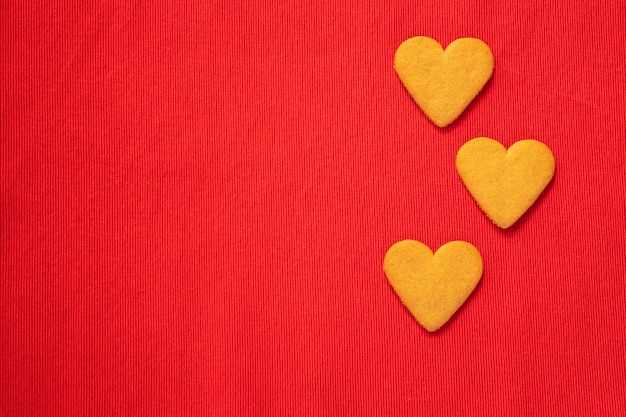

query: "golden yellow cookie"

left=383, top=240, right=483, bottom=332
left=394, top=36, right=494, bottom=127
left=456, top=137, right=555, bottom=229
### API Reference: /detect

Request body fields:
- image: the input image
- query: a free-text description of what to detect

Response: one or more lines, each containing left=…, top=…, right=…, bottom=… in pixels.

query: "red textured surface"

left=1, top=1, right=625, bottom=415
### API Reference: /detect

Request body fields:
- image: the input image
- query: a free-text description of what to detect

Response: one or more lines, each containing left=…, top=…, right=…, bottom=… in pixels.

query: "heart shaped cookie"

left=394, top=36, right=494, bottom=127
left=383, top=240, right=483, bottom=332
left=456, top=137, right=555, bottom=229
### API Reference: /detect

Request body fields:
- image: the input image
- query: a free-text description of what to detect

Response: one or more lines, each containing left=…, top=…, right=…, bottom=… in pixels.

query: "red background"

left=1, top=1, right=625, bottom=415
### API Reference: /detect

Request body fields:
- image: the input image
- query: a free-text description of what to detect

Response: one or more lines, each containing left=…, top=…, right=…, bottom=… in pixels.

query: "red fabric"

left=1, top=1, right=625, bottom=415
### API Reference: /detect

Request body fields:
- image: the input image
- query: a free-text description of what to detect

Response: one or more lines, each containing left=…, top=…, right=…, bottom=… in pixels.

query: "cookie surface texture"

left=394, top=36, right=494, bottom=128
left=383, top=240, right=483, bottom=332
left=456, top=137, right=555, bottom=229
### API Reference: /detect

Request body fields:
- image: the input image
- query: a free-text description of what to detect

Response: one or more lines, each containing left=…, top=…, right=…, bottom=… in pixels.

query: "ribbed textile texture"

left=1, top=1, right=625, bottom=416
